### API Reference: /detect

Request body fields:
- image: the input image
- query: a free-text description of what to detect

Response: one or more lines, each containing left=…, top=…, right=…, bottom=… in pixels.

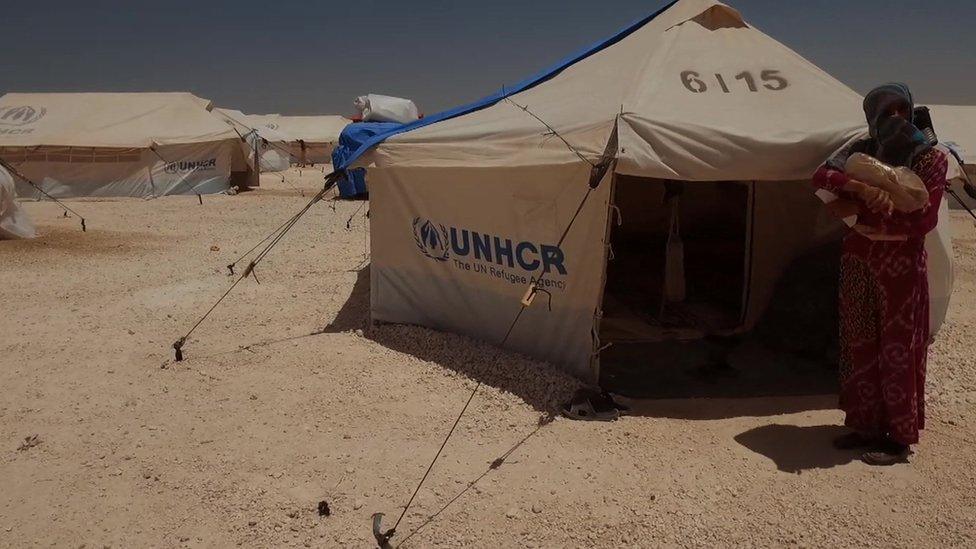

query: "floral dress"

left=813, top=148, right=947, bottom=445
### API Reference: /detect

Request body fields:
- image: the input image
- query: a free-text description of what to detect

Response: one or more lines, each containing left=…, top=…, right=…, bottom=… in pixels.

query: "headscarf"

left=828, top=83, right=932, bottom=169
left=863, top=83, right=915, bottom=137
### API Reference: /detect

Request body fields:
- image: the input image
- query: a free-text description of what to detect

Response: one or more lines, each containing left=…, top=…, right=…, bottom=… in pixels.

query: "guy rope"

left=370, top=106, right=618, bottom=548
left=171, top=171, right=341, bottom=362
left=0, top=155, right=88, bottom=232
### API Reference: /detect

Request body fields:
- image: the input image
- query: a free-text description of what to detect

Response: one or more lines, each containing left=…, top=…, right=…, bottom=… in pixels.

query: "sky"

left=1, top=0, right=974, bottom=116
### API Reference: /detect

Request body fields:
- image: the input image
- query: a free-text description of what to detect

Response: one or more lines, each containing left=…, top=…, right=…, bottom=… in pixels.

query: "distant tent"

left=339, top=0, right=953, bottom=381
left=331, top=122, right=401, bottom=198
left=0, top=92, right=255, bottom=198
left=923, top=105, right=975, bottom=335
left=215, top=108, right=293, bottom=173
left=271, top=115, right=351, bottom=165
left=928, top=105, right=976, bottom=178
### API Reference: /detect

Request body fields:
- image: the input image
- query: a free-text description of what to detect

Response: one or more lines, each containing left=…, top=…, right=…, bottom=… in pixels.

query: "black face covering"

left=875, top=115, right=928, bottom=167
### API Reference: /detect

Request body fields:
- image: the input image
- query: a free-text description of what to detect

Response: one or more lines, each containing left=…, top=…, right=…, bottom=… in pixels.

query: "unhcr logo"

left=0, top=105, right=46, bottom=126
left=412, top=217, right=450, bottom=261
left=410, top=217, right=567, bottom=275
left=163, top=158, right=218, bottom=174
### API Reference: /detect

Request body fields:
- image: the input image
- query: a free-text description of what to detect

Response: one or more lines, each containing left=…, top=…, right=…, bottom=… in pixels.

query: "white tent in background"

left=348, top=0, right=954, bottom=381
left=922, top=104, right=976, bottom=336
left=215, top=108, right=293, bottom=173
left=928, top=105, right=976, bottom=181
left=0, top=92, right=255, bottom=198
left=270, top=115, right=351, bottom=165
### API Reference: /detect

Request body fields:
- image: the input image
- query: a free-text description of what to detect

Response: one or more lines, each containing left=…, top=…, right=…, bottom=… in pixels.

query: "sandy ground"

left=1, top=168, right=975, bottom=548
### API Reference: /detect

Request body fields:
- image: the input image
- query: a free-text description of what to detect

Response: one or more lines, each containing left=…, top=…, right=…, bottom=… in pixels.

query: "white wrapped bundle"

left=845, top=152, right=929, bottom=212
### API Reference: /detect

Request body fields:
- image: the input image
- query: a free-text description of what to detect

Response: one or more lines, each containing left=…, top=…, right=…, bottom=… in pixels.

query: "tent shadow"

left=322, top=267, right=838, bottom=418
left=734, top=424, right=857, bottom=473
left=322, top=266, right=581, bottom=413
left=617, top=394, right=836, bottom=421
left=319, top=265, right=371, bottom=333
left=601, top=336, right=840, bottom=420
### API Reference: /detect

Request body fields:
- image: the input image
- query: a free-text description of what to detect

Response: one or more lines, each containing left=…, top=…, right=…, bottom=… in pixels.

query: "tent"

left=927, top=105, right=976, bottom=210
left=919, top=105, right=975, bottom=333
left=928, top=105, right=976, bottom=181
left=0, top=165, right=36, bottom=239
left=0, top=92, right=255, bottom=198
left=341, top=0, right=954, bottom=382
left=215, top=108, right=293, bottom=173
left=331, top=122, right=402, bottom=198
left=270, top=115, right=351, bottom=165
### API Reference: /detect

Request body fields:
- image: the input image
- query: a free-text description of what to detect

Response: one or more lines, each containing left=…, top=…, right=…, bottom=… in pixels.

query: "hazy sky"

left=2, top=1, right=974, bottom=116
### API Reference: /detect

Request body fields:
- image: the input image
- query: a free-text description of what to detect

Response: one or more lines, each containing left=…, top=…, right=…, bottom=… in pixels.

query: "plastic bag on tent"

left=354, top=94, right=419, bottom=124
left=0, top=166, right=37, bottom=239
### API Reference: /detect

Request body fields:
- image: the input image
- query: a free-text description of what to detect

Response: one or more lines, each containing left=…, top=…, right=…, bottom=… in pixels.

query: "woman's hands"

left=847, top=179, right=894, bottom=216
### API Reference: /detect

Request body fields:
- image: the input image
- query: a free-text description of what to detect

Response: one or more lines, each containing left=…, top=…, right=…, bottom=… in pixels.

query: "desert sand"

left=1, top=169, right=974, bottom=548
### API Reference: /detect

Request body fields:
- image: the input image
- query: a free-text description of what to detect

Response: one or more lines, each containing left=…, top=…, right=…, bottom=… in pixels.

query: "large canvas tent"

left=270, top=115, right=351, bottom=165
left=0, top=92, right=255, bottom=198
left=215, top=108, right=293, bottom=173
left=341, top=0, right=955, bottom=383
left=928, top=105, right=976, bottom=180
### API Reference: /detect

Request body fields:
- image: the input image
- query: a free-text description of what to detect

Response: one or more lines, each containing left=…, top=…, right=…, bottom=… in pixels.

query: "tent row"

left=217, top=110, right=353, bottom=167
left=0, top=92, right=257, bottom=198
left=339, top=0, right=967, bottom=383
left=0, top=92, right=351, bottom=198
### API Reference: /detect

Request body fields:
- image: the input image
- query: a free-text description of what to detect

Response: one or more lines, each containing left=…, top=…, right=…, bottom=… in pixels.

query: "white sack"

left=0, top=166, right=37, bottom=239
left=355, top=94, right=420, bottom=124
left=927, top=197, right=953, bottom=338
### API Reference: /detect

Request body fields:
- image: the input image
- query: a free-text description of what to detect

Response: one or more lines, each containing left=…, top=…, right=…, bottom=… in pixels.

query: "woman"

left=813, top=83, right=947, bottom=466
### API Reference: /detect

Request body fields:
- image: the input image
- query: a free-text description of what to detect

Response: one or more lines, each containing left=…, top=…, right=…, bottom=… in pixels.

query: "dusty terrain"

left=1, top=169, right=974, bottom=548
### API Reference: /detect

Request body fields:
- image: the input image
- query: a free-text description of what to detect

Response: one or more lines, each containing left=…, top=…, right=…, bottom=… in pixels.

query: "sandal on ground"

left=862, top=441, right=911, bottom=466
left=832, top=432, right=878, bottom=450
left=561, top=390, right=620, bottom=422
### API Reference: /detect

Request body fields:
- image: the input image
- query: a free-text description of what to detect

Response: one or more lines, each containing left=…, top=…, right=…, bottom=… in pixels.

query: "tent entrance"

left=599, top=176, right=750, bottom=344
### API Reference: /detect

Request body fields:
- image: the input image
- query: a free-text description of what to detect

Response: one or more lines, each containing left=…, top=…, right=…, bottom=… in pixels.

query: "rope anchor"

left=172, top=337, right=186, bottom=362
left=371, top=513, right=395, bottom=549
left=169, top=174, right=340, bottom=362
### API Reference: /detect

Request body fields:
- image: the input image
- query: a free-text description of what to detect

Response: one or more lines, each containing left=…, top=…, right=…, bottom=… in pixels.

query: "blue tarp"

left=334, top=0, right=678, bottom=171
left=331, top=122, right=401, bottom=197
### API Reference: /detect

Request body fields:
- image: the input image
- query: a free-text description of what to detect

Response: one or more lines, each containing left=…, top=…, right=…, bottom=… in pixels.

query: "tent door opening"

left=599, top=176, right=751, bottom=344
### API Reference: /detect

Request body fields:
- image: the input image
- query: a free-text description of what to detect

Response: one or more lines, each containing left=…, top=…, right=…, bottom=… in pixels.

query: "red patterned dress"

left=813, top=148, right=947, bottom=445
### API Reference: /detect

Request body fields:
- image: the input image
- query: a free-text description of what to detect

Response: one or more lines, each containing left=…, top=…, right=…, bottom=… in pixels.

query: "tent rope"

left=0, top=155, right=87, bottom=232
left=504, top=97, right=596, bottom=168
left=148, top=147, right=204, bottom=204
left=346, top=201, right=367, bottom=229
left=225, top=201, right=318, bottom=276
left=379, top=117, right=619, bottom=546
left=943, top=148, right=976, bottom=222
left=235, top=127, right=309, bottom=197
left=380, top=182, right=600, bottom=546
left=172, top=172, right=340, bottom=362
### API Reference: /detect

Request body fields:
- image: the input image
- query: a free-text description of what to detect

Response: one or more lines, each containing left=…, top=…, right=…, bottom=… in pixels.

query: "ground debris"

left=16, top=435, right=41, bottom=452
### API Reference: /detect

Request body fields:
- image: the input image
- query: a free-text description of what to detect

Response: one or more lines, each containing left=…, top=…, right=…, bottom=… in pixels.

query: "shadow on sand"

left=601, top=336, right=839, bottom=420
left=734, top=424, right=858, bottom=473
left=323, top=266, right=840, bottom=421
left=320, top=266, right=581, bottom=413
